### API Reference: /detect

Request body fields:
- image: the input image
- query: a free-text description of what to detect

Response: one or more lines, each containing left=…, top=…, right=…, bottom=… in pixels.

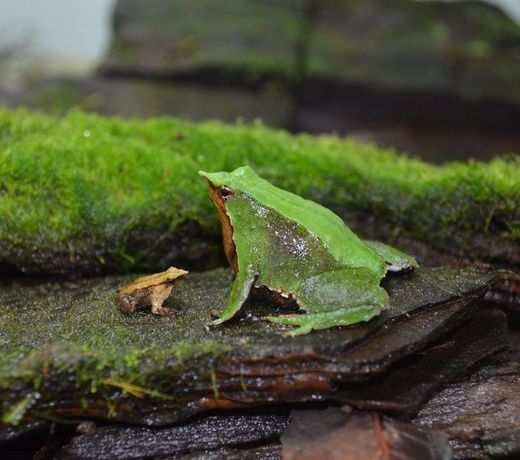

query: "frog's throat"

left=208, top=184, right=238, bottom=273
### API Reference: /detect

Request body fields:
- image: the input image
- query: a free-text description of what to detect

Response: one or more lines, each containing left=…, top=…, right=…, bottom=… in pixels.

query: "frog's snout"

left=198, top=170, right=210, bottom=180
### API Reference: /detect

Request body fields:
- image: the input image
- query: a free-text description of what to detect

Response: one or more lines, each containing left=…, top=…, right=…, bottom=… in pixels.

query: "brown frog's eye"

left=221, top=186, right=234, bottom=200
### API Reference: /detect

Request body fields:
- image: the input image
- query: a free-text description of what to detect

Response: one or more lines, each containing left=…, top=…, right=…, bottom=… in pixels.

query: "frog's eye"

left=221, top=186, right=234, bottom=200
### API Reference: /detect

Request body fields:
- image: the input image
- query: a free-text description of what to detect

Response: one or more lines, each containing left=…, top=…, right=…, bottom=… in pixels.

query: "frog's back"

left=230, top=167, right=386, bottom=277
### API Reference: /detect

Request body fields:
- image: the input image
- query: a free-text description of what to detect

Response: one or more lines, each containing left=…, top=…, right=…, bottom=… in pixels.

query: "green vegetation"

left=0, top=107, right=518, bottom=274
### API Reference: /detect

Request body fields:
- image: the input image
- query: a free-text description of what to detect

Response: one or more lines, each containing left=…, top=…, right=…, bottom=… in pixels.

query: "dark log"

left=281, top=407, right=451, bottom=460
left=413, top=332, right=520, bottom=458
left=58, top=413, right=287, bottom=460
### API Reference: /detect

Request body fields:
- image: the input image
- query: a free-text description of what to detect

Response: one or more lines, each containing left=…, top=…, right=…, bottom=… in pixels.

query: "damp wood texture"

left=0, top=266, right=495, bottom=439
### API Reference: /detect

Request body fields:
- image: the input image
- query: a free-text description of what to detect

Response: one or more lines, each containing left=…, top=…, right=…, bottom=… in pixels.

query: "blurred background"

left=1, top=0, right=520, bottom=163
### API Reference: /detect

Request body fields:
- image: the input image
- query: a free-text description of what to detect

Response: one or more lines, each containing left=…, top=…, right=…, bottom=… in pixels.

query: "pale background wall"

left=0, top=0, right=519, bottom=75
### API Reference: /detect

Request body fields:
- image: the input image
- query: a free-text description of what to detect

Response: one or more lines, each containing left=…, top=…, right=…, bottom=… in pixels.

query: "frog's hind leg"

left=363, top=240, right=418, bottom=272
left=266, top=306, right=381, bottom=336
left=265, top=267, right=388, bottom=336
left=210, top=265, right=256, bottom=326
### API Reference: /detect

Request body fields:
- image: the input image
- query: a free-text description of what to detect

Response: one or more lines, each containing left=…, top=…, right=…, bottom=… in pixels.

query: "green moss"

left=0, top=107, right=518, bottom=273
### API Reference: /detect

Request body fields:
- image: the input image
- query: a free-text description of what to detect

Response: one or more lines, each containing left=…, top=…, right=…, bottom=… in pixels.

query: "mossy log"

left=18, top=314, right=512, bottom=459
left=0, top=108, right=518, bottom=275
left=101, top=0, right=305, bottom=80
left=0, top=267, right=494, bottom=439
left=307, top=0, right=520, bottom=104
left=102, top=0, right=520, bottom=106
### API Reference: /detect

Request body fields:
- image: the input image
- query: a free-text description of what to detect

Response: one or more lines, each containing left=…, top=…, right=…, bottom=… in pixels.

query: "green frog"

left=199, top=166, right=417, bottom=336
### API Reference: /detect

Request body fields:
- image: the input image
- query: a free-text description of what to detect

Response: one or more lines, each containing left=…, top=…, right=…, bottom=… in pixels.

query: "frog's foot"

left=265, top=306, right=381, bottom=336
left=266, top=267, right=389, bottom=336
left=210, top=316, right=230, bottom=326
left=151, top=304, right=177, bottom=315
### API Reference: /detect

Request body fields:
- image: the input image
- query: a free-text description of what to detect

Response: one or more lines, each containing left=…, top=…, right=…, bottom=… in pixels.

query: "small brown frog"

left=115, top=267, right=189, bottom=315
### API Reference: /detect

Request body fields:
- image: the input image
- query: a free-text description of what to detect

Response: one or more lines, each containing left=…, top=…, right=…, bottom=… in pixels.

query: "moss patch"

left=0, top=107, right=518, bottom=274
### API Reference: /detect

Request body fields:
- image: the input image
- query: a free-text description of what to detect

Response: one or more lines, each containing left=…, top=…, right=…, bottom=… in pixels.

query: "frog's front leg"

left=210, top=264, right=256, bottom=325
left=265, top=267, right=388, bottom=336
left=150, top=283, right=177, bottom=315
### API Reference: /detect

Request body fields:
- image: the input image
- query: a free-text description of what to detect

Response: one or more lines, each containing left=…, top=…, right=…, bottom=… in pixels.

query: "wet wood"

left=484, top=269, right=520, bottom=317
left=58, top=413, right=288, bottom=459
left=334, top=308, right=509, bottom=413
left=280, top=407, right=451, bottom=460
left=0, top=267, right=495, bottom=439
left=413, top=329, right=520, bottom=459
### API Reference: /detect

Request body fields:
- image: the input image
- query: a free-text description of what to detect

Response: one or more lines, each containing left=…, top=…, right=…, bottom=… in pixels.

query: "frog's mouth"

left=207, top=183, right=238, bottom=273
